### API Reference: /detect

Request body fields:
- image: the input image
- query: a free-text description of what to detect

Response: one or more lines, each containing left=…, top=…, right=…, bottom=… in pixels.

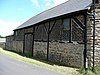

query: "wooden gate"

left=24, top=33, right=33, bottom=57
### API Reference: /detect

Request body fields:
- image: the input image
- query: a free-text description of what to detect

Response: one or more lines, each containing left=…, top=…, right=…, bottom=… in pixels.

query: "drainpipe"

left=92, top=0, right=96, bottom=72
left=84, top=12, right=88, bottom=70
left=86, top=58, right=88, bottom=69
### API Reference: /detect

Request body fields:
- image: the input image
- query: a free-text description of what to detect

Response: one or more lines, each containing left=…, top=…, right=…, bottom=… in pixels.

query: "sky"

left=0, top=0, right=68, bottom=37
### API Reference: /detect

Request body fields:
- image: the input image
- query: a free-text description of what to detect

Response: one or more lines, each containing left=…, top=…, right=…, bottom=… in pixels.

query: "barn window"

left=63, top=18, right=70, bottom=30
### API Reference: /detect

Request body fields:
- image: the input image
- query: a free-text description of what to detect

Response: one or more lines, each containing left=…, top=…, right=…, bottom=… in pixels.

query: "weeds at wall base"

left=80, top=66, right=100, bottom=75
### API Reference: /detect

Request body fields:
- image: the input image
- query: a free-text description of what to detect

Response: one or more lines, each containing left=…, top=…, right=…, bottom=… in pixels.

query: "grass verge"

left=80, top=67, right=100, bottom=75
left=0, top=48, right=81, bottom=75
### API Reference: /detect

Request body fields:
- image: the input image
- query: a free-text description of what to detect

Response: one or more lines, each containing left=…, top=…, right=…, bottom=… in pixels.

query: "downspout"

left=92, top=0, right=96, bottom=72
left=84, top=11, right=88, bottom=70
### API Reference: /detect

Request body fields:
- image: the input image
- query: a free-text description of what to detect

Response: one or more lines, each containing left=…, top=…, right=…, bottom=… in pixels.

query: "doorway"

left=24, top=33, right=33, bottom=57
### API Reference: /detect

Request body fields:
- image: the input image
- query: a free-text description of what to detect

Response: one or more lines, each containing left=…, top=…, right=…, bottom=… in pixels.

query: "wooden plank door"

left=24, top=33, right=33, bottom=57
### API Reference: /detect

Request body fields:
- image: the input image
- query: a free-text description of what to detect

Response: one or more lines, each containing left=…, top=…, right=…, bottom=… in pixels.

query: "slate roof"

left=14, top=0, right=92, bottom=30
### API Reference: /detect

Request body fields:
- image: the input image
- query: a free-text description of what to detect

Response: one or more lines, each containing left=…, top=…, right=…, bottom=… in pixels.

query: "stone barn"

left=5, top=0, right=100, bottom=68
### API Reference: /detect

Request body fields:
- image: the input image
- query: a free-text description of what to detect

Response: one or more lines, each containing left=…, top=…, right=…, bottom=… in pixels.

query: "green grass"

left=0, top=48, right=81, bottom=75
left=80, top=66, right=100, bottom=75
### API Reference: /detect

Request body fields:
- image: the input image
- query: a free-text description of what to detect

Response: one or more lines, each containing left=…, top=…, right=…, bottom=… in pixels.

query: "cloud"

left=30, top=0, right=40, bottom=9
left=44, top=0, right=69, bottom=9
left=45, top=0, right=53, bottom=8
left=0, top=20, right=21, bottom=36
left=30, top=0, right=69, bottom=10
left=53, top=0, right=69, bottom=6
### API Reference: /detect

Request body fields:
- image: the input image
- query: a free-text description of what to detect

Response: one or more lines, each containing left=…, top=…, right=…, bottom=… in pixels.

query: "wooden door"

left=24, top=33, right=33, bottom=57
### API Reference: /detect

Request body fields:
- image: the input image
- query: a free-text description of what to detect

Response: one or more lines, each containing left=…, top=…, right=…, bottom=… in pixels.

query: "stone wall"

left=5, top=35, right=14, bottom=50
left=12, top=41, right=23, bottom=53
left=5, top=36, right=23, bottom=53
left=6, top=40, right=23, bottom=53
left=87, top=4, right=100, bottom=66
left=49, top=42, right=84, bottom=67
left=0, top=42, right=5, bottom=49
left=94, top=5, right=100, bottom=66
left=34, top=41, right=84, bottom=67
left=34, top=41, right=47, bottom=59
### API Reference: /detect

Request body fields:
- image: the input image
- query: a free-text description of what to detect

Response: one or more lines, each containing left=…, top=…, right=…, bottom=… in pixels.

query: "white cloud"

left=53, top=0, right=69, bottom=6
left=30, top=0, right=69, bottom=10
left=30, top=0, right=40, bottom=9
left=44, top=0, right=69, bottom=9
left=45, top=0, right=53, bottom=8
left=0, top=20, right=21, bottom=36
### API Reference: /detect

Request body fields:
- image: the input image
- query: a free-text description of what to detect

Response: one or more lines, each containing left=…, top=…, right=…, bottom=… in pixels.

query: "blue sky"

left=0, top=0, right=68, bottom=36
